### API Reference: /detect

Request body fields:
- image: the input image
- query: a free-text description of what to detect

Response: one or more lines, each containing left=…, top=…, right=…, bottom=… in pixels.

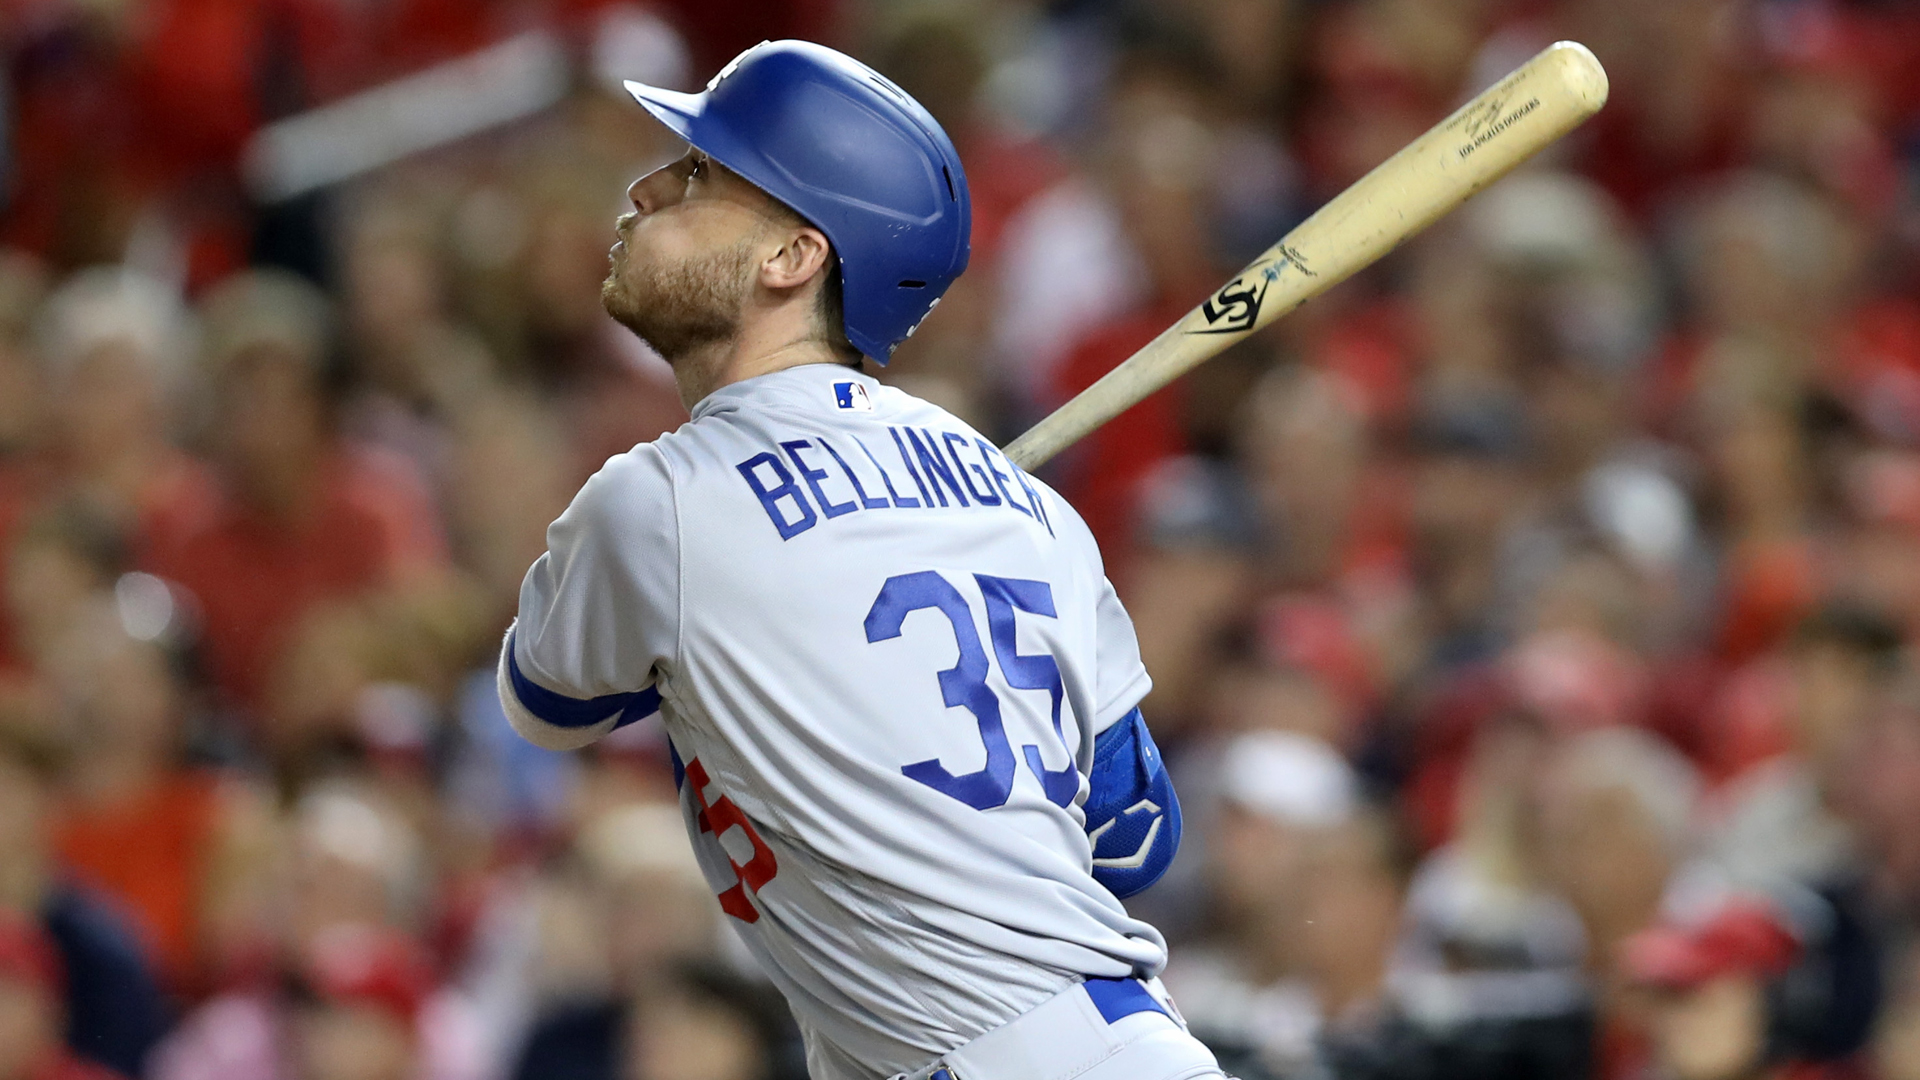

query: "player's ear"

left=758, top=226, right=832, bottom=294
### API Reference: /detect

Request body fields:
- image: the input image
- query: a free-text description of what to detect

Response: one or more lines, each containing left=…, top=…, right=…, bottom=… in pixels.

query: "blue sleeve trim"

left=619, top=689, right=662, bottom=729
left=506, top=632, right=660, bottom=730
left=1084, top=708, right=1181, bottom=899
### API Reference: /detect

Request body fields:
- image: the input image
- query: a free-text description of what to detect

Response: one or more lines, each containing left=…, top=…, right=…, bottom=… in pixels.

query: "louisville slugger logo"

left=1197, top=276, right=1267, bottom=334
left=1194, top=246, right=1314, bottom=335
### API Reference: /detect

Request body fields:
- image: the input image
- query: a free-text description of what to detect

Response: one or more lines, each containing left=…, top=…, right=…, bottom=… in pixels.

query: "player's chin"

left=601, top=279, right=673, bottom=358
left=601, top=274, right=636, bottom=323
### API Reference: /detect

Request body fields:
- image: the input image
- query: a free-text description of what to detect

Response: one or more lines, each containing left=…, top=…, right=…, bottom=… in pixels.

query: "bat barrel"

left=1002, top=41, right=1609, bottom=472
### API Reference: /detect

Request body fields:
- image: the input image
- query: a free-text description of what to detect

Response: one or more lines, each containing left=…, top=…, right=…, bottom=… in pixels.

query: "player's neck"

left=670, top=313, right=853, bottom=410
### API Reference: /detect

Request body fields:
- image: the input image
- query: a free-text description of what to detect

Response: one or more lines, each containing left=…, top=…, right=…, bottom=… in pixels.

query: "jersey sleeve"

left=1092, top=575, right=1152, bottom=737
left=498, top=444, right=679, bottom=750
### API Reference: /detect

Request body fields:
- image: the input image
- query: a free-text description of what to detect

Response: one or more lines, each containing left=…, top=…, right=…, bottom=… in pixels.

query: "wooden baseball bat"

left=1001, top=40, right=1609, bottom=470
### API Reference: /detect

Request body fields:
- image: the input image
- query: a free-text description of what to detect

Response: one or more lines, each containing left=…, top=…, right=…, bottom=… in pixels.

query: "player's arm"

left=1067, top=505, right=1178, bottom=898
left=1084, top=707, right=1180, bottom=898
left=498, top=445, right=679, bottom=751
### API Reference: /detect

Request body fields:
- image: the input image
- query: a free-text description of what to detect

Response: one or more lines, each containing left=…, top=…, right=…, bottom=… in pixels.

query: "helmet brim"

left=622, top=80, right=799, bottom=223
left=623, top=81, right=705, bottom=143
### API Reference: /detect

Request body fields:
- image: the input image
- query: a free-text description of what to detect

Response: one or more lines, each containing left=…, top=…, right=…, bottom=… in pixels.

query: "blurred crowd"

left=7, top=0, right=1920, bottom=1078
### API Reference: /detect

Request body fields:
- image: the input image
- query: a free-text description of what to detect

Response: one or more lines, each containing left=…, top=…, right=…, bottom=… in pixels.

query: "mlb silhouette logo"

left=833, top=382, right=873, bottom=411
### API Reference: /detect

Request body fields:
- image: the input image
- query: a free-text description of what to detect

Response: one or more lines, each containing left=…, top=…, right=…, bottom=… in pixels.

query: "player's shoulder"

left=572, top=438, right=676, bottom=523
left=1022, top=467, right=1104, bottom=568
left=585, top=437, right=673, bottom=486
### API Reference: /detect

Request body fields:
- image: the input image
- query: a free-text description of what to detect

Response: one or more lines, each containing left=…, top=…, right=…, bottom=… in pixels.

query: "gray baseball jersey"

left=500, top=363, right=1166, bottom=1079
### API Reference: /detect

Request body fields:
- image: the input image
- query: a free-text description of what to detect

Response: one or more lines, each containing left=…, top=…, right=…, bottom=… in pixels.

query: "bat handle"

left=1002, top=321, right=1208, bottom=471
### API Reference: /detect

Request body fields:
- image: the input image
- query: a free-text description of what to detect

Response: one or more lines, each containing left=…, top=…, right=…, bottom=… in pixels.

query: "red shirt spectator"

left=55, top=771, right=223, bottom=992
left=150, top=445, right=443, bottom=716
left=150, top=270, right=446, bottom=720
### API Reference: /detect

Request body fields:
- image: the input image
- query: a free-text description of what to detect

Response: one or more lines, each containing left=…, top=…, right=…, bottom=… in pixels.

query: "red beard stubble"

left=601, top=236, right=756, bottom=362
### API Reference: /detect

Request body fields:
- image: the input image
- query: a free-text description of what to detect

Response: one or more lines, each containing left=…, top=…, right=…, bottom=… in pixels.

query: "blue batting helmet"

left=623, top=40, right=972, bottom=363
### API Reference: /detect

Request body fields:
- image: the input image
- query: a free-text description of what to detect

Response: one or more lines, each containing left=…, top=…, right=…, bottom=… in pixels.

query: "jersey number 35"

left=865, top=571, right=1080, bottom=811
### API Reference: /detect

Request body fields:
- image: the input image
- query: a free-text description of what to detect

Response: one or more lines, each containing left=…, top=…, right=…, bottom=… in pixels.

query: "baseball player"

left=499, top=40, right=1219, bottom=1080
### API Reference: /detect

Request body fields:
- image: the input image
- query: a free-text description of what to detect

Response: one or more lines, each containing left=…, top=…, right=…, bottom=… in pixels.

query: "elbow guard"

left=1085, top=708, right=1181, bottom=899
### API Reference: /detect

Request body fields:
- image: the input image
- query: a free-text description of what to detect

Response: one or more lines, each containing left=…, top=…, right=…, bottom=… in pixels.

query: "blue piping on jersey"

left=505, top=631, right=661, bottom=729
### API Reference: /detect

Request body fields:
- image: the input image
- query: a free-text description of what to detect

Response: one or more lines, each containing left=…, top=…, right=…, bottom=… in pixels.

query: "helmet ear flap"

left=625, top=40, right=971, bottom=364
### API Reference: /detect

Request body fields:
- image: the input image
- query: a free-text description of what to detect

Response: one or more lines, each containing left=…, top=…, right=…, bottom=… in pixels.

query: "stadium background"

left=5, top=0, right=1920, bottom=1077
